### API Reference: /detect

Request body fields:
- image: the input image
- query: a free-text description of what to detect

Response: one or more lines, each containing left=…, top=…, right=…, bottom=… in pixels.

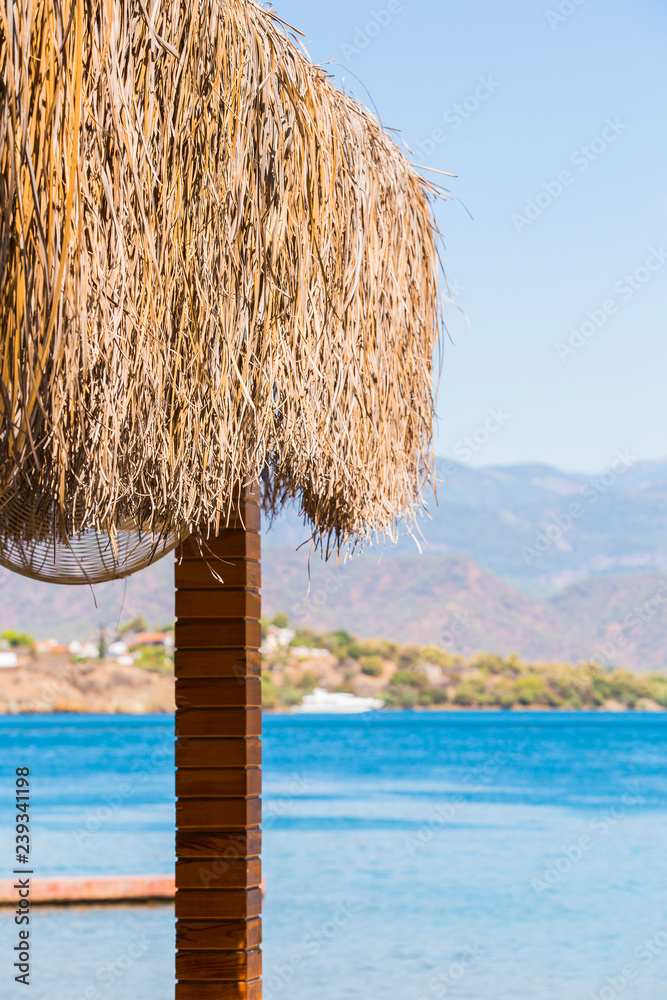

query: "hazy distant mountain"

left=262, top=454, right=667, bottom=589
left=3, top=456, right=667, bottom=669
left=261, top=549, right=590, bottom=663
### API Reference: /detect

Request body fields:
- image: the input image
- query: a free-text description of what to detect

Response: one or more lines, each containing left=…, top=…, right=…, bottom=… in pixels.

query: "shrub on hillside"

left=488, top=680, right=517, bottom=709
left=649, top=675, right=667, bottom=707
left=397, top=646, right=422, bottom=670
left=384, top=687, right=417, bottom=709
left=418, top=646, right=459, bottom=669
left=391, top=669, right=427, bottom=688
left=418, top=688, right=449, bottom=706
left=359, top=655, right=384, bottom=677
left=473, top=653, right=505, bottom=674
left=453, top=682, right=478, bottom=706
left=280, top=687, right=305, bottom=706
left=134, top=647, right=173, bottom=674
left=1, top=630, right=34, bottom=649
left=357, top=638, right=399, bottom=661
left=293, top=628, right=320, bottom=647
left=318, top=630, right=359, bottom=660
left=293, top=671, right=318, bottom=692
left=515, top=674, right=547, bottom=705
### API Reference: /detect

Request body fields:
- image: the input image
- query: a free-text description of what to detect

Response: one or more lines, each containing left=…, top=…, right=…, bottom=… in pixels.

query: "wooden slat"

left=177, top=949, right=262, bottom=981
left=176, top=737, right=262, bottom=768
left=200, top=502, right=261, bottom=532
left=177, top=768, right=261, bottom=798
left=219, top=485, right=260, bottom=502
left=175, top=650, right=261, bottom=679
left=176, top=559, right=261, bottom=590
left=175, top=621, right=261, bottom=649
left=176, top=831, right=262, bottom=860
left=176, top=515, right=262, bottom=997
left=175, top=980, right=261, bottom=1000
left=176, top=798, right=261, bottom=830
left=176, top=858, right=261, bottom=889
left=176, top=679, right=261, bottom=708
left=176, top=888, right=262, bottom=919
left=176, top=708, right=262, bottom=738
left=176, top=590, right=261, bottom=620
left=180, top=532, right=261, bottom=561
left=177, top=917, right=261, bottom=951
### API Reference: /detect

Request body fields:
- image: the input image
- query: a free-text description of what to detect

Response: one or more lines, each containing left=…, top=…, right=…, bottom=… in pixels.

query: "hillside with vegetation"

left=260, top=616, right=667, bottom=712
left=2, top=615, right=666, bottom=713
left=0, top=626, right=174, bottom=714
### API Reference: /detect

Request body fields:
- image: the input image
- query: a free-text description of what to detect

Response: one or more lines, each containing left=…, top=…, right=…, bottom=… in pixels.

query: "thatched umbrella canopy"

left=0, top=0, right=442, bottom=583
left=1, top=1, right=444, bottom=997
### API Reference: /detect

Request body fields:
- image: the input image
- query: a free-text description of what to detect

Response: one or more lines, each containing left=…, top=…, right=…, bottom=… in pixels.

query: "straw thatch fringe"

left=0, top=0, right=442, bottom=580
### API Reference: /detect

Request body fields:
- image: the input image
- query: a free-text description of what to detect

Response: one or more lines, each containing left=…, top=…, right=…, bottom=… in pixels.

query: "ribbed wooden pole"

left=174, top=485, right=262, bottom=1000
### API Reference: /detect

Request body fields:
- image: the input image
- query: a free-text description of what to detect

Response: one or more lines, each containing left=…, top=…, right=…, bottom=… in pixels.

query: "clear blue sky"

left=274, top=0, right=667, bottom=473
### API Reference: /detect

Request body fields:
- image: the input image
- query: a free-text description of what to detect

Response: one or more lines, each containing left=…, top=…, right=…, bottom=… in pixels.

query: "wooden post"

left=174, top=486, right=262, bottom=1000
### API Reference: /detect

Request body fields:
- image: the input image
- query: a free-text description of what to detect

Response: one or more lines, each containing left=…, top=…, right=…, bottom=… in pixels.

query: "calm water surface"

left=1, top=712, right=667, bottom=999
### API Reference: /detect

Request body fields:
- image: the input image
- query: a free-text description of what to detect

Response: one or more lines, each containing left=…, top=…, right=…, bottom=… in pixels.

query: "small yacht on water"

left=292, top=687, right=384, bottom=714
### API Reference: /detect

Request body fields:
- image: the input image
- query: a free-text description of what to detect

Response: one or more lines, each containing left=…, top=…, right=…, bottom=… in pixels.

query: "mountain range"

left=3, top=456, right=667, bottom=670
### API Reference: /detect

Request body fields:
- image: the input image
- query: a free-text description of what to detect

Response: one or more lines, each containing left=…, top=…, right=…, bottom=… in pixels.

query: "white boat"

left=292, top=687, right=384, bottom=714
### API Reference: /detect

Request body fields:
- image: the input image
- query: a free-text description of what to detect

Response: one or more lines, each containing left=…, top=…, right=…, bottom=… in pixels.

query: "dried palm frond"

left=0, top=0, right=443, bottom=582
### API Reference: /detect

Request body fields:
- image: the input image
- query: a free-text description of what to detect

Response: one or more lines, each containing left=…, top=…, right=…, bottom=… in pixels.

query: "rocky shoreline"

left=0, top=657, right=174, bottom=715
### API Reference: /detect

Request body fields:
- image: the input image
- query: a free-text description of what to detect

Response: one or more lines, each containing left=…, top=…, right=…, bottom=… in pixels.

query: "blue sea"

left=2, top=712, right=667, bottom=999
